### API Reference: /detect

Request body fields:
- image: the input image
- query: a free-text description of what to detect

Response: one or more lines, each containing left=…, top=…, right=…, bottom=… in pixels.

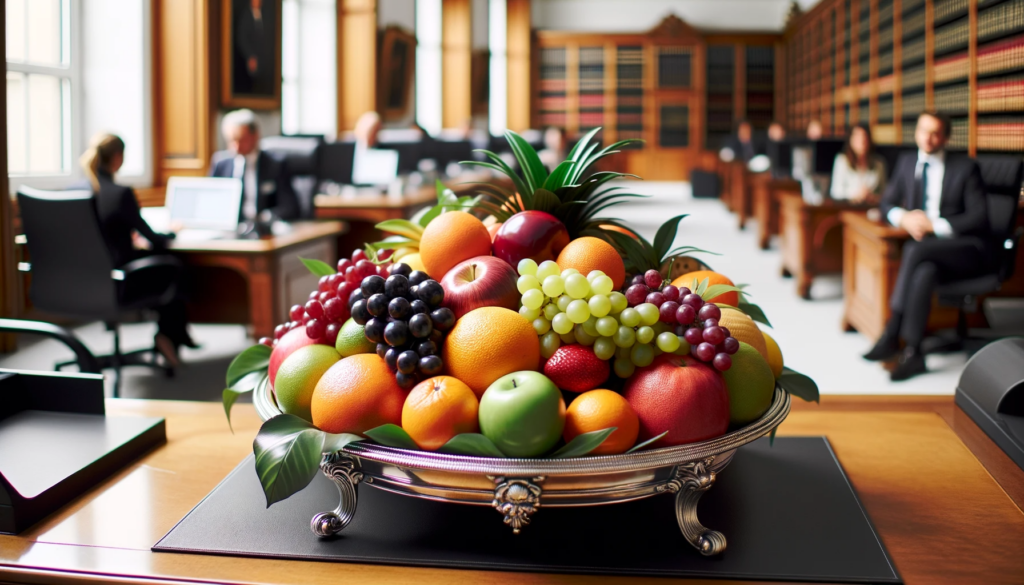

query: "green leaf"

left=769, top=426, right=778, bottom=446
left=225, top=344, right=272, bottom=387
left=504, top=130, right=548, bottom=194
left=701, top=284, right=743, bottom=302
left=366, top=237, right=418, bottom=251
left=739, top=300, right=772, bottom=327
left=374, top=219, right=423, bottom=239
left=532, top=188, right=561, bottom=214
left=777, top=368, right=820, bottom=403
left=222, top=370, right=265, bottom=432
left=566, top=126, right=601, bottom=162
left=464, top=154, right=530, bottom=205
left=652, top=215, right=688, bottom=262
left=695, top=277, right=710, bottom=297
left=253, top=415, right=326, bottom=507
left=542, top=160, right=575, bottom=191
left=364, top=424, right=420, bottom=450
left=625, top=431, right=669, bottom=453
left=550, top=427, right=617, bottom=458
left=323, top=432, right=364, bottom=454
left=438, top=433, right=506, bottom=457
left=299, top=257, right=336, bottom=277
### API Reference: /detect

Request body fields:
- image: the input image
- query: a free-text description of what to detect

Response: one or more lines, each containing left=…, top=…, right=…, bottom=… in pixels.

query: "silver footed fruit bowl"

left=254, top=377, right=791, bottom=556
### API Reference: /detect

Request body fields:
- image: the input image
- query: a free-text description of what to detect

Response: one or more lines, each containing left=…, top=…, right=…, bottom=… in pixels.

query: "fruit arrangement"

left=223, top=129, right=818, bottom=509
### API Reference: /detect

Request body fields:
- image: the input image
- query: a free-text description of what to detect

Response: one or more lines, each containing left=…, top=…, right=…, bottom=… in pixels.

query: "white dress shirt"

left=232, top=151, right=260, bottom=221
left=830, top=153, right=886, bottom=200
left=886, top=149, right=953, bottom=237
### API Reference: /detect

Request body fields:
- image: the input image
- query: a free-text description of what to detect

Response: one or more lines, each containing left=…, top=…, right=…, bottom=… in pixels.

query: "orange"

left=487, top=222, right=503, bottom=242
left=563, top=389, right=640, bottom=455
left=555, top=236, right=627, bottom=290
left=442, top=307, right=540, bottom=397
left=671, top=270, right=739, bottom=307
left=418, top=211, right=493, bottom=279
left=402, top=376, right=479, bottom=450
left=717, top=306, right=769, bottom=362
left=311, top=354, right=408, bottom=434
left=599, top=224, right=640, bottom=240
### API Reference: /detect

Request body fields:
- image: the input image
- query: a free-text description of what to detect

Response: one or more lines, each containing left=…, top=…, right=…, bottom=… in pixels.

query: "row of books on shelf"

left=977, top=118, right=1024, bottom=150
left=579, top=80, right=603, bottom=92
left=539, top=114, right=567, bottom=127
left=578, top=95, right=604, bottom=108
left=903, top=0, right=926, bottom=14
left=935, top=52, right=969, bottom=83
left=538, top=98, right=567, bottom=111
left=934, top=83, right=970, bottom=113
left=979, top=0, right=1024, bottom=42
left=579, top=113, right=604, bottom=127
left=903, top=9, right=926, bottom=40
left=978, top=75, right=1024, bottom=112
left=903, top=37, right=927, bottom=65
left=934, top=0, right=969, bottom=25
left=935, top=18, right=970, bottom=56
left=978, top=34, right=1024, bottom=76
left=539, top=79, right=567, bottom=92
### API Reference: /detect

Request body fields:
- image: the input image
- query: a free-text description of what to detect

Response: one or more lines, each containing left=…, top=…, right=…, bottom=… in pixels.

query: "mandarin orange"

left=555, top=236, right=626, bottom=289
left=401, top=376, right=479, bottom=450
left=311, top=354, right=408, bottom=434
left=442, top=307, right=540, bottom=397
left=671, top=270, right=740, bottom=307
left=418, top=211, right=492, bottom=279
left=563, top=389, right=639, bottom=455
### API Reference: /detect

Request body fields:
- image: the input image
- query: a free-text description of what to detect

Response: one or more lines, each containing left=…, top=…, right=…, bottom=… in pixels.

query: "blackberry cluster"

left=350, top=264, right=455, bottom=389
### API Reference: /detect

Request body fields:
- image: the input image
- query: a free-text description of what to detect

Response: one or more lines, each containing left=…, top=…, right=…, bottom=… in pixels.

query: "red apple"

left=269, top=327, right=318, bottom=386
left=440, top=256, right=520, bottom=320
left=622, top=354, right=730, bottom=446
left=492, top=211, right=570, bottom=267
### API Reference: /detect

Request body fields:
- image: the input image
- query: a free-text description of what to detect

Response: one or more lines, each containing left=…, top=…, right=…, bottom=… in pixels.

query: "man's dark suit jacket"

left=879, top=151, right=990, bottom=240
left=209, top=150, right=299, bottom=221
left=724, top=136, right=764, bottom=163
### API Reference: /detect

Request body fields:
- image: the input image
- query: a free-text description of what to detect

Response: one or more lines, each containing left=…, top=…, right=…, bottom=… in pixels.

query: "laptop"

left=352, top=147, right=400, bottom=187
left=163, top=177, right=243, bottom=241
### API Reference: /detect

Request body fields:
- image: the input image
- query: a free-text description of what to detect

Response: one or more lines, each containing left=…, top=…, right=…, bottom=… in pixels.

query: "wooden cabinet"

left=754, top=177, right=801, bottom=249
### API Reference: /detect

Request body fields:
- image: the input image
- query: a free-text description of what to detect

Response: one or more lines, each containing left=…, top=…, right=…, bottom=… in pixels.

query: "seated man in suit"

left=722, top=119, right=762, bottom=163
left=863, top=111, right=990, bottom=381
left=210, top=109, right=299, bottom=224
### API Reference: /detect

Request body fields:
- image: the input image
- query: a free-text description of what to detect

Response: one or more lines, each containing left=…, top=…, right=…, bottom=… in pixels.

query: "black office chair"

left=0, top=318, right=101, bottom=374
left=261, top=135, right=323, bottom=219
left=926, top=156, right=1024, bottom=354
left=16, top=187, right=182, bottom=397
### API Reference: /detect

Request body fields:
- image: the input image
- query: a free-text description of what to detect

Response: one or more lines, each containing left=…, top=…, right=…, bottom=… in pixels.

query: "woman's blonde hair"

left=80, top=133, right=125, bottom=191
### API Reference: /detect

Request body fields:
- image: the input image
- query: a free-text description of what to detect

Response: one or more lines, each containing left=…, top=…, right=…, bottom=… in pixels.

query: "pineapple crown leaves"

left=603, top=215, right=719, bottom=276
left=462, top=127, right=648, bottom=238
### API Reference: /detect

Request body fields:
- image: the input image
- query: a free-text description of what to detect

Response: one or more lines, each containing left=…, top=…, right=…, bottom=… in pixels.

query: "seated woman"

left=830, top=123, right=886, bottom=202
left=81, top=133, right=197, bottom=366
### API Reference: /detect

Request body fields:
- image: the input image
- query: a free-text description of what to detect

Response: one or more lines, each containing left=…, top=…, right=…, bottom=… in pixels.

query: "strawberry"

left=542, top=344, right=610, bottom=393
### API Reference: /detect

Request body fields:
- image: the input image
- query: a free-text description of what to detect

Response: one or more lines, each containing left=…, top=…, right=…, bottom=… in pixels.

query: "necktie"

left=912, top=161, right=928, bottom=211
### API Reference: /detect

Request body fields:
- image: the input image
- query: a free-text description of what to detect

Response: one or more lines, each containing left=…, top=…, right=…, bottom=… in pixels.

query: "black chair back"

left=261, top=135, right=323, bottom=218
left=977, top=155, right=1024, bottom=238
left=16, top=187, right=120, bottom=320
left=319, top=141, right=356, bottom=185
left=874, top=145, right=915, bottom=180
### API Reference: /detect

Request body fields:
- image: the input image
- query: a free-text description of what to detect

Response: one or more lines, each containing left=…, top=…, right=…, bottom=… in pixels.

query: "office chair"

left=0, top=318, right=102, bottom=374
left=15, top=187, right=182, bottom=397
left=926, top=156, right=1024, bottom=354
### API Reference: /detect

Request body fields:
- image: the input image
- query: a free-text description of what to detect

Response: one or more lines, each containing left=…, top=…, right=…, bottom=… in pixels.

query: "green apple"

left=479, top=371, right=565, bottom=457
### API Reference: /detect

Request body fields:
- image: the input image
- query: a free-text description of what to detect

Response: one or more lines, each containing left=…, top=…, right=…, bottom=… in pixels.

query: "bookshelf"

left=533, top=15, right=782, bottom=180
left=786, top=0, right=1024, bottom=154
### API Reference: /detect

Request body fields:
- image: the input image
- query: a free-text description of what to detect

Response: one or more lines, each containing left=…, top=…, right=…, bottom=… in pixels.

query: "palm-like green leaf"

left=504, top=130, right=548, bottom=194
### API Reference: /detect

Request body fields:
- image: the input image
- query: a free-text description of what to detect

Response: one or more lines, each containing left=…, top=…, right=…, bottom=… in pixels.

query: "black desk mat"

left=155, top=437, right=900, bottom=583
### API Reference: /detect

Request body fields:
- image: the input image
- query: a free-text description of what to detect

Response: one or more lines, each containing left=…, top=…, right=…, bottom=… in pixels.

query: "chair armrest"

left=116, top=254, right=182, bottom=280
left=0, top=318, right=101, bottom=374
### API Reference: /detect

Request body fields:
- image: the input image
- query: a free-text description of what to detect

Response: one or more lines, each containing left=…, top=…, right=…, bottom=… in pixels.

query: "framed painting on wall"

left=378, top=26, right=416, bottom=122
left=221, top=0, right=282, bottom=109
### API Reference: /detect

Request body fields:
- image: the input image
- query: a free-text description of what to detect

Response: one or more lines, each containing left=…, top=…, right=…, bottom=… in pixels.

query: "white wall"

left=81, top=0, right=150, bottom=184
left=531, top=0, right=811, bottom=32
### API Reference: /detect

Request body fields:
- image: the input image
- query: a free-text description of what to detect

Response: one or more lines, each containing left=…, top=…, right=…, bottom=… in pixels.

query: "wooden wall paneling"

left=442, top=0, right=472, bottom=129
left=604, top=40, right=617, bottom=145
left=566, top=43, right=579, bottom=138
left=851, top=0, right=860, bottom=125
left=734, top=43, right=746, bottom=122
left=894, top=0, right=903, bottom=142
left=337, top=0, right=377, bottom=133
left=924, top=0, right=933, bottom=110
left=153, top=0, right=216, bottom=184
left=968, top=0, right=977, bottom=156
left=870, top=0, right=878, bottom=127
left=775, top=41, right=786, bottom=127
left=506, top=0, right=531, bottom=132
left=0, top=2, right=15, bottom=351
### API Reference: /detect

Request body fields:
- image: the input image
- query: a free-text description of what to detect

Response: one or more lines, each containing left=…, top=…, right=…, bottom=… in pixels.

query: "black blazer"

left=724, top=136, right=764, bottom=163
left=209, top=150, right=299, bottom=221
left=88, top=172, right=173, bottom=268
left=879, top=152, right=989, bottom=239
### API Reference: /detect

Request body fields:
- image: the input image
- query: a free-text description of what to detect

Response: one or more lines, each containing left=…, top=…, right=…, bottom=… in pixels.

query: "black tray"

left=154, top=437, right=900, bottom=583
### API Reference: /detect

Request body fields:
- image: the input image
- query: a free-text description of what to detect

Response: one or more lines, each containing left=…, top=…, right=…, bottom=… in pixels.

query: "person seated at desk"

left=863, top=111, right=990, bottom=381
left=80, top=133, right=197, bottom=366
left=210, top=109, right=299, bottom=223
left=830, top=123, right=886, bottom=203
left=721, top=119, right=761, bottom=163
left=806, top=119, right=824, bottom=141
left=354, top=111, right=382, bottom=149
left=766, top=121, right=788, bottom=178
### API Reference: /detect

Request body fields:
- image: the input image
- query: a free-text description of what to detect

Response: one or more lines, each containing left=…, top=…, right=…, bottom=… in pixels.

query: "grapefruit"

left=402, top=376, right=480, bottom=450
left=671, top=270, right=739, bottom=307
left=720, top=342, right=775, bottom=425
left=274, top=344, right=342, bottom=422
left=718, top=306, right=769, bottom=361
left=564, top=389, right=639, bottom=455
left=555, top=236, right=627, bottom=290
left=311, top=354, right=408, bottom=434
left=442, top=307, right=540, bottom=397
left=418, top=211, right=492, bottom=279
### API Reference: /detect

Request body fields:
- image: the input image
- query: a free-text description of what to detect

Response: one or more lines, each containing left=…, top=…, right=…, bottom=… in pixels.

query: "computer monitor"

left=319, top=141, right=356, bottom=185
left=165, top=177, right=243, bottom=231
left=352, top=147, right=400, bottom=186
left=813, top=139, right=846, bottom=175
left=767, top=141, right=793, bottom=177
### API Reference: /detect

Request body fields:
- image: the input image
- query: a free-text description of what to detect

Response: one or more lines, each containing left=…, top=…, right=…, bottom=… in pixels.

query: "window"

left=282, top=0, right=337, bottom=136
left=488, top=0, right=506, bottom=135
left=416, top=0, right=442, bottom=135
left=6, top=0, right=75, bottom=179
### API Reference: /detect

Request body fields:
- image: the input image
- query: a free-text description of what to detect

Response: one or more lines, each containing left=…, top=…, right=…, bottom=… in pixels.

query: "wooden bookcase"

left=786, top=0, right=1024, bottom=155
left=533, top=16, right=783, bottom=180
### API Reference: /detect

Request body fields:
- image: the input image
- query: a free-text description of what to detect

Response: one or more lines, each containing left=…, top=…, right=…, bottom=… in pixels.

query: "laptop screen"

left=166, top=177, right=243, bottom=230
left=352, top=147, right=400, bottom=186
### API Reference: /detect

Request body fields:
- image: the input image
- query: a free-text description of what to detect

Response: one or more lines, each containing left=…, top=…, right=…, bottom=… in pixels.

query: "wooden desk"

left=753, top=177, right=800, bottom=250
left=170, top=221, right=344, bottom=339
left=725, top=163, right=760, bottom=230
left=779, top=193, right=873, bottom=300
left=0, top=396, right=1021, bottom=584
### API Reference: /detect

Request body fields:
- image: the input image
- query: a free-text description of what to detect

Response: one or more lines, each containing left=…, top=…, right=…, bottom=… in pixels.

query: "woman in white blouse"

left=830, top=123, right=887, bottom=202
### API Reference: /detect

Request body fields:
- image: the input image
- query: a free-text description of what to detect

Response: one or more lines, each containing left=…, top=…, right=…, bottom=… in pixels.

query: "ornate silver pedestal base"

left=661, top=457, right=727, bottom=556
left=310, top=453, right=363, bottom=537
left=490, top=476, right=544, bottom=534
